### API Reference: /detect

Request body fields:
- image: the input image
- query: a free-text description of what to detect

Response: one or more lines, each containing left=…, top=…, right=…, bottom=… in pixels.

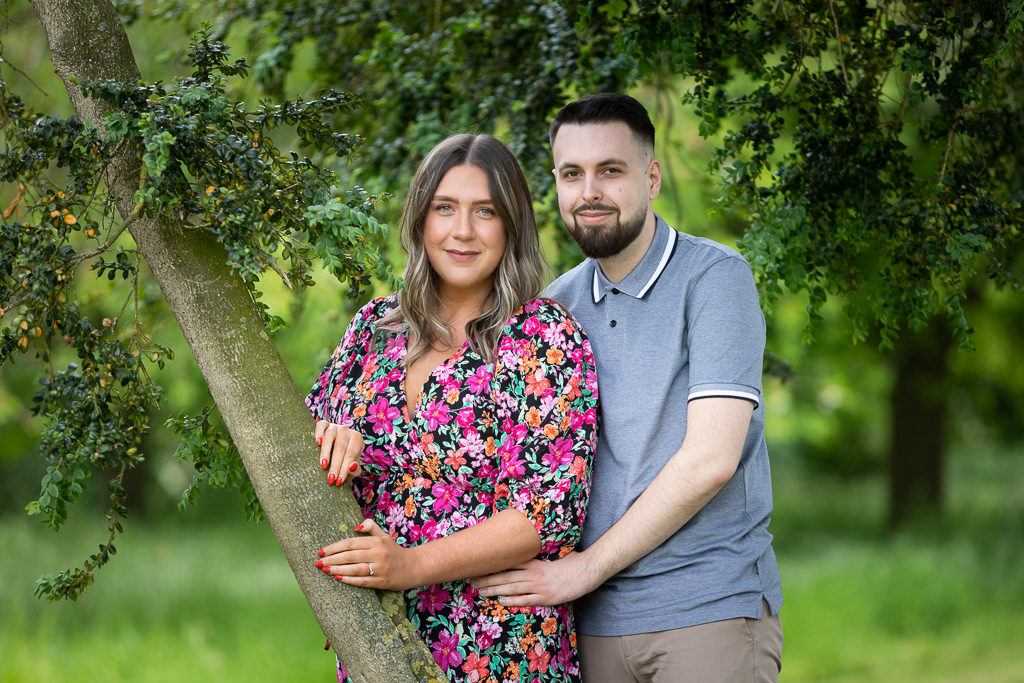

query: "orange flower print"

left=545, top=348, right=565, bottom=365
left=525, top=406, right=542, bottom=429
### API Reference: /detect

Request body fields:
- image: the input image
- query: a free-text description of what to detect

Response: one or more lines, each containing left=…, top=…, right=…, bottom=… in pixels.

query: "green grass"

left=2, top=446, right=1023, bottom=682
left=0, top=502, right=329, bottom=683
left=770, top=445, right=1024, bottom=682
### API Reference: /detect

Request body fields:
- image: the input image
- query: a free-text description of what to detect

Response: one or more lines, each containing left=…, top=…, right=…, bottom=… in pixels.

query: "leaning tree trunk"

left=887, top=318, right=951, bottom=529
left=30, top=1, right=443, bottom=681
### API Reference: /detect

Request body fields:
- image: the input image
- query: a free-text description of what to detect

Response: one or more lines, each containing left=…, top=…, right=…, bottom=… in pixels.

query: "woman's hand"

left=315, top=519, right=420, bottom=591
left=314, top=420, right=364, bottom=487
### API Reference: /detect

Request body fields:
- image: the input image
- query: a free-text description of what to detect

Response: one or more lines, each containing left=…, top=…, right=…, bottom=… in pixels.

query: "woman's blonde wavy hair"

left=378, top=133, right=546, bottom=365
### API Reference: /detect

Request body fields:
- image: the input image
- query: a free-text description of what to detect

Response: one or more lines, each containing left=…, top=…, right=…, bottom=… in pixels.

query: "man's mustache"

left=573, top=203, right=618, bottom=216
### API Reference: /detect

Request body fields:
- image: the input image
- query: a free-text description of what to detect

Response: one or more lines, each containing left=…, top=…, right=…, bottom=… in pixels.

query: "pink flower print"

left=415, top=584, right=450, bottom=615
left=363, top=446, right=393, bottom=469
left=459, top=429, right=485, bottom=457
left=450, top=592, right=473, bottom=622
left=475, top=620, right=501, bottom=650
left=543, top=437, right=575, bottom=472
left=420, top=518, right=440, bottom=541
left=366, top=397, right=400, bottom=435
left=523, top=315, right=542, bottom=335
left=527, top=642, right=552, bottom=673
left=434, top=362, right=454, bottom=383
left=525, top=298, right=541, bottom=313
left=431, top=630, right=464, bottom=671
left=431, top=482, right=459, bottom=514
left=383, top=335, right=405, bottom=359
left=456, top=407, right=475, bottom=428
left=460, top=652, right=490, bottom=683
left=421, top=400, right=451, bottom=430
left=540, top=322, right=564, bottom=345
left=466, top=365, right=493, bottom=394
left=500, top=449, right=526, bottom=480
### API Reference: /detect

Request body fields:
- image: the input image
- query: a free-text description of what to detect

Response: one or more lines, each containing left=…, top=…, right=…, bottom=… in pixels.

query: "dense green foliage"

left=0, top=26, right=396, bottom=599
left=3, top=0, right=1024, bottom=601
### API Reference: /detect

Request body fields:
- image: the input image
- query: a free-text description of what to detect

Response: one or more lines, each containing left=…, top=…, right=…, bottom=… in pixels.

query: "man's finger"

left=497, top=593, right=543, bottom=608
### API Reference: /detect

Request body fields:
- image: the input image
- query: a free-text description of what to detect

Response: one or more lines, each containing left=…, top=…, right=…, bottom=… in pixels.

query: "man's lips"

left=573, top=205, right=617, bottom=224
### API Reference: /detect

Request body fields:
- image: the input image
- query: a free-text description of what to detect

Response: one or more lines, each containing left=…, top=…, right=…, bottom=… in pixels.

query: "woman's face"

left=423, top=164, right=507, bottom=301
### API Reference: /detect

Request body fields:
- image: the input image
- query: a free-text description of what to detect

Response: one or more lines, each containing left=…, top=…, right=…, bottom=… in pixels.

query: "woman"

left=305, top=134, right=599, bottom=682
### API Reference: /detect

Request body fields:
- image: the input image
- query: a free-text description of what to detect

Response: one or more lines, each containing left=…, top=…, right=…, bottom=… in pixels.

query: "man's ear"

left=648, top=159, right=663, bottom=200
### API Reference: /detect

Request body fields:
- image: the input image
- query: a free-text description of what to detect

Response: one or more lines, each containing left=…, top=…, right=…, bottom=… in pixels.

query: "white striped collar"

left=591, top=217, right=677, bottom=303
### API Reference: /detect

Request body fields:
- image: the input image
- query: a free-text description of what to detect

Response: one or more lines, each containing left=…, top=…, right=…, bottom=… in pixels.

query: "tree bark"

left=29, top=1, right=443, bottom=680
left=887, top=319, right=951, bottom=529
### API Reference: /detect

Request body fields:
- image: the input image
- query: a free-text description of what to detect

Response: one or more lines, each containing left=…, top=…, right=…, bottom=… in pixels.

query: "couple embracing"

left=305, top=93, right=784, bottom=683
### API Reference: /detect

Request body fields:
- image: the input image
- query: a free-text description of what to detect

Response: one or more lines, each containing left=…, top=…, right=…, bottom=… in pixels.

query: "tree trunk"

left=29, top=1, right=443, bottom=680
left=887, top=319, right=951, bottom=529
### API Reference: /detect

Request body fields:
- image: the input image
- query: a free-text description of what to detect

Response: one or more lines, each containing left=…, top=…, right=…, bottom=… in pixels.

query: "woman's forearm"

left=408, top=508, right=542, bottom=587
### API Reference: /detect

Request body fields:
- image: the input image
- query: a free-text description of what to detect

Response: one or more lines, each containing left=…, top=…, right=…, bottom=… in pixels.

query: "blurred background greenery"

left=2, top=2, right=1023, bottom=681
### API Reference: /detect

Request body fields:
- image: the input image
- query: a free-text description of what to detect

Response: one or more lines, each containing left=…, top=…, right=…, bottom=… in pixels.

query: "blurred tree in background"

left=2, top=0, right=1023, bottom=675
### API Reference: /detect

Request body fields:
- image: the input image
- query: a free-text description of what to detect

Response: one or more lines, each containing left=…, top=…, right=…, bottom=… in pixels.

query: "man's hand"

left=469, top=551, right=599, bottom=607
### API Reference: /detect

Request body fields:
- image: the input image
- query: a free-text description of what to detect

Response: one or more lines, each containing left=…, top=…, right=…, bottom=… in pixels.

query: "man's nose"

left=583, top=176, right=602, bottom=204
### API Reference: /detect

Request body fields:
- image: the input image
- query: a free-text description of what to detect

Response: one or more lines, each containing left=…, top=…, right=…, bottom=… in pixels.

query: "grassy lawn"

left=2, top=446, right=1023, bottom=682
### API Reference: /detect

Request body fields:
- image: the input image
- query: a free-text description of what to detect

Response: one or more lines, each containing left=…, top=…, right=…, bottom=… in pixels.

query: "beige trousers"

left=578, top=600, right=783, bottom=683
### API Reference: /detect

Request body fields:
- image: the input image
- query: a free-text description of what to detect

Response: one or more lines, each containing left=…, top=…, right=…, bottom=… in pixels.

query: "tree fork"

left=28, top=0, right=443, bottom=680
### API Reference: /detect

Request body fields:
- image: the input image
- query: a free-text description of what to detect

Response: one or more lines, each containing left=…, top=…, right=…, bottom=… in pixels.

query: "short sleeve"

left=490, top=299, right=599, bottom=560
left=685, top=256, right=765, bottom=407
left=305, top=297, right=390, bottom=424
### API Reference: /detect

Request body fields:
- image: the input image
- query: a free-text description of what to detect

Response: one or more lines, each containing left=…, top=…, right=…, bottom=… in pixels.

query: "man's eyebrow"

left=556, top=157, right=631, bottom=172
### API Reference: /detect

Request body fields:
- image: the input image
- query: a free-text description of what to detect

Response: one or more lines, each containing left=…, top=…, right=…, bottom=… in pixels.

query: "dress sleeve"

left=491, top=299, right=599, bottom=560
left=305, top=297, right=388, bottom=424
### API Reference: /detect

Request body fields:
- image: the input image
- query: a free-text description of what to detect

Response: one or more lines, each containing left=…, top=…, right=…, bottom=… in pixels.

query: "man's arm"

left=471, top=396, right=753, bottom=606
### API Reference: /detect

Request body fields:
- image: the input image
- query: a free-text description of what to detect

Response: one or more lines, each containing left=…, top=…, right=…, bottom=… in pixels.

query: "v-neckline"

left=402, top=334, right=469, bottom=424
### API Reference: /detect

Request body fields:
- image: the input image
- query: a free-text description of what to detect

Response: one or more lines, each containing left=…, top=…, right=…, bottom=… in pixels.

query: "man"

left=472, top=93, right=783, bottom=682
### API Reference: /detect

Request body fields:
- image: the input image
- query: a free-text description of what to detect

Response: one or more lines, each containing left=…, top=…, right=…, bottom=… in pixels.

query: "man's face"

left=551, top=121, right=660, bottom=259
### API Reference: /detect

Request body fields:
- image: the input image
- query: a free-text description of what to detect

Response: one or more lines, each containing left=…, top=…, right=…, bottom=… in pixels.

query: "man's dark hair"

left=548, top=93, right=655, bottom=151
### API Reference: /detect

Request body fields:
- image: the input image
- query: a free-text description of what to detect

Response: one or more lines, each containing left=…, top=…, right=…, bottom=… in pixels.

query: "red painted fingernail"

left=336, top=575, right=345, bottom=581
left=327, top=473, right=336, bottom=485
left=323, top=567, right=331, bottom=574
left=354, top=523, right=364, bottom=532
left=318, top=549, right=325, bottom=557
left=320, top=458, right=328, bottom=470
left=335, top=478, right=343, bottom=487
left=349, top=462, right=358, bottom=472
left=315, top=560, right=324, bottom=568
left=317, top=437, right=323, bottom=446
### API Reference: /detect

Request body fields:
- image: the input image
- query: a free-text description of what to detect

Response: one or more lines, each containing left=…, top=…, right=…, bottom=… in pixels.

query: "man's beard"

left=566, top=202, right=647, bottom=259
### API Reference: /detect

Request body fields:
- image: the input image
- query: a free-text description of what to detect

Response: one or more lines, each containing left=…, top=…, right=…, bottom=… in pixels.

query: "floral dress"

left=306, top=295, right=599, bottom=683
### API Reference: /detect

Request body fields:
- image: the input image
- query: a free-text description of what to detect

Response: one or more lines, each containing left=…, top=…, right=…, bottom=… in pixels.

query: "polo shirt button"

left=610, top=320, right=617, bottom=327
left=611, top=288, right=620, bottom=295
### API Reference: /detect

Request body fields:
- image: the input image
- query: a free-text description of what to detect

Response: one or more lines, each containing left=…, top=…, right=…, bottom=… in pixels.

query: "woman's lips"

left=445, top=249, right=480, bottom=261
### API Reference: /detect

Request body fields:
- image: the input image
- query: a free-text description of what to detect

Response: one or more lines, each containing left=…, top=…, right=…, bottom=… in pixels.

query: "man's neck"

left=596, top=212, right=658, bottom=284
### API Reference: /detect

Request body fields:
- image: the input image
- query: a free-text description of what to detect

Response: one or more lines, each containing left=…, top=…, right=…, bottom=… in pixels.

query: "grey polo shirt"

left=544, top=214, right=783, bottom=636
